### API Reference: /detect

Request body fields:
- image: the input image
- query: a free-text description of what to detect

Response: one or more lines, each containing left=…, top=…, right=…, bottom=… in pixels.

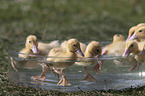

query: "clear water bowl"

left=8, top=41, right=145, bottom=92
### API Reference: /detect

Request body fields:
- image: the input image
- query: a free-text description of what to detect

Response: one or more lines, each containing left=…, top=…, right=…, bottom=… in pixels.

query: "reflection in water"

left=8, top=59, right=145, bottom=92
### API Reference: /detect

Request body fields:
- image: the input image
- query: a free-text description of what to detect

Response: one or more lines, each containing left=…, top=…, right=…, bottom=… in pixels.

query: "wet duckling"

left=75, top=41, right=102, bottom=82
left=102, top=34, right=125, bottom=56
left=32, top=38, right=84, bottom=86
left=122, top=40, right=145, bottom=71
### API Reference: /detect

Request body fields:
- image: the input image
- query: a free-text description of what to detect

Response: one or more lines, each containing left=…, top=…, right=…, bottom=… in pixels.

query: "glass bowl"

left=8, top=41, right=145, bottom=92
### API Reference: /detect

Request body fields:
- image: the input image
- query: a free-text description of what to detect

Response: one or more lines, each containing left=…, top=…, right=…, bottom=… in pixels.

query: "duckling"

left=113, top=34, right=125, bottom=43
left=10, top=35, right=39, bottom=71
left=14, top=35, right=59, bottom=71
left=75, top=41, right=102, bottom=82
left=136, top=23, right=145, bottom=30
left=19, top=35, right=39, bottom=58
left=102, top=34, right=125, bottom=56
left=126, top=23, right=145, bottom=41
left=122, top=40, right=145, bottom=71
left=126, top=26, right=136, bottom=41
left=60, top=40, right=87, bottom=53
left=19, top=35, right=60, bottom=58
left=127, top=24, right=145, bottom=41
left=32, top=38, right=84, bottom=86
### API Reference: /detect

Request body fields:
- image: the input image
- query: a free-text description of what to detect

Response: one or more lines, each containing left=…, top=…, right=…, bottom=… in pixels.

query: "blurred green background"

left=1, top=0, right=145, bottom=95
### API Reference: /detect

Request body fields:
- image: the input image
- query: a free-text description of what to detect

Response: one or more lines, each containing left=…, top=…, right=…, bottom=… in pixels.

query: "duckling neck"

left=85, top=51, right=94, bottom=58
left=66, top=50, right=77, bottom=57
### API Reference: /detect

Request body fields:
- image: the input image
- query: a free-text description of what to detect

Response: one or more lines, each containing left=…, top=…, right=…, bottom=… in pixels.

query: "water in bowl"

left=8, top=41, right=145, bottom=92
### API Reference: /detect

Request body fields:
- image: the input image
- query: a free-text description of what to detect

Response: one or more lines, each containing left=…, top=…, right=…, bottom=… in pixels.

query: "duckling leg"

left=128, top=62, right=140, bottom=71
left=82, top=66, right=97, bottom=82
left=31, top=64, right=48, bottom=81
left=93, top=60, right=104, bottom=74
left=128, top=57, right=139, bottom=71
left=51, top=67, right=60, bottom=78
left=57, top=69, right=71, bottom=86
left=10, top=57, right=18, bottom=72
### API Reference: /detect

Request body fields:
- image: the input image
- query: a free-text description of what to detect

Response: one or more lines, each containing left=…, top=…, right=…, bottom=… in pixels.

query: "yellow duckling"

left=14, top=35, right=59, bottom=71
left=122, top=40, right=145, bottom=71
left=126, top=26, right=136, bottom=41
left=60, top=40, right=87, bottom=53
left=48, top=38, right=84, bottom=86
left=19, top=35, right=39, bottom=58
left=10, top=35, right=39, bottom=71
left=32, top=38, right=84, bottom=86
left=127, top=24, right=145, bottom=41
left=19, top=35, right=60, bottom=58
left=102, top=34, right=125, bottom=56
left=126, top=23, right=145, bottom=41
left=75, top=41, right=102, bottom=82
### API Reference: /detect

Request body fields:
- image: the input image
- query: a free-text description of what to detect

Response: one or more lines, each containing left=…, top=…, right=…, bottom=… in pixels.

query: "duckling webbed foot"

left=57, top=75, right=71, bottom=86
left=82, top=73, right=97, bottom=82
left=93, top=60, right=104, bottom=74
left=83, top=66, right=97, bottom=82
left=128, top=62, right=140, bottom=71
left=31, top=75, right=46, bottom=81
left=31, top=64, right=48, bottom=81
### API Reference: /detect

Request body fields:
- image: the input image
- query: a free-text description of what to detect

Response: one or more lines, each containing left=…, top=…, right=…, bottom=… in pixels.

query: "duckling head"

left=136, top=23, right=145, bottom=30
left=113, top=34, right=124, bottom=43
left=122, top=40, right=138, bottom=57
left=67, top=38, right=84, bottom=57
left=26, top=35, right=39, bottom=54
left=128, top=26, right=145, bottom=41
left=126, top=26, right=136, bottom=41
left=85, top=41, right=102, bottom=57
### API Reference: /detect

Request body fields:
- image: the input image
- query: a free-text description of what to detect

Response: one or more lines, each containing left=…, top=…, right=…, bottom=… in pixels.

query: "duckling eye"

left=139, top=30, right=142, bottom=32
left=29, top=41, right=31, bottom=43
left=130, top=44, right=134, bottom=47
left=72, top=44, right=76, bottom=47
left=96, top=49, right=100, bottom=52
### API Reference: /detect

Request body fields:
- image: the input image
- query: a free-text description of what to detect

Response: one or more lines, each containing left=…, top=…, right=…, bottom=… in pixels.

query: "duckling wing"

left=103, top=42, right=126, bottom=56
left=38, top=40, right=60, bottom=55
left=19, top=48, right=31, bottom=58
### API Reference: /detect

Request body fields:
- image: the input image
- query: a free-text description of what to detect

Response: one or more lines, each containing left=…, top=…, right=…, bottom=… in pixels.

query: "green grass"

left=1, top=0, right=145, bottom=95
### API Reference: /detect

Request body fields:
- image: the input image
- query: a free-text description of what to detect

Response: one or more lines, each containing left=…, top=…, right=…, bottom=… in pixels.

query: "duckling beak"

left=31, top=45, right=39, bottom=54
left=122, top=48, right=130, bottom=57
left=76, top=49, right=84, bottom=57
left=94, top=54, right=100, bottom=58
left=126, top=35, right=131, bottom=41
left=127, top=33, right=138, bottom=41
